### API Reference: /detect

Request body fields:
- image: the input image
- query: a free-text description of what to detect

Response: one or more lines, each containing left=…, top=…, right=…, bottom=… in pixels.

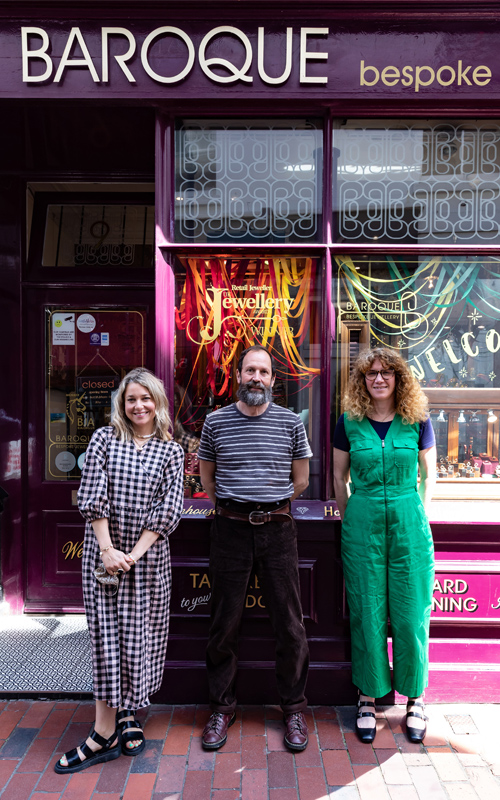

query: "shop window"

left=45, top=306, right=147, bottom=481
left=172, top=256, right=322, bottom=497
left=333, top=120, right=500, bottom=243
left=332, top=255, right=500, bottom=490
left=175, top=120, right=323, bottom=243
left=27, top=188, right=155, bottom=277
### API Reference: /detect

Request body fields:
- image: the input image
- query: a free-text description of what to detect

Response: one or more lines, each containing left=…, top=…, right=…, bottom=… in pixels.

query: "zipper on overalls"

left=382, top=439, right=388, bottom=531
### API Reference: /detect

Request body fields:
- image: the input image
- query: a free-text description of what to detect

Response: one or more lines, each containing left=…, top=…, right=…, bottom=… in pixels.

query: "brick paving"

left=0, top=701, right=499, bottom=799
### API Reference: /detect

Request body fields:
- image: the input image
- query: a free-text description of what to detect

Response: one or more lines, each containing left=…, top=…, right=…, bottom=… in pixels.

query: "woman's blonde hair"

left=343, top=347, right=429, bottom=424
left=111, top=368, right=173, bottom=442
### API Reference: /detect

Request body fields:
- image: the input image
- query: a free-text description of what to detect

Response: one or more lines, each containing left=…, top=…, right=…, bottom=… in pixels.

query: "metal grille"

left=445, top=714, right=479, bottom=735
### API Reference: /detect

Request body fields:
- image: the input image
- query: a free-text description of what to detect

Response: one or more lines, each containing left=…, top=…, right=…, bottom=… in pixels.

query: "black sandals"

left=54, top=726, right=120, bottom=774
left=406, top=699, right=428, bottom=743
left=355, top=694, right=377, bottom=744
left=117, top=709, right=146, bottom=756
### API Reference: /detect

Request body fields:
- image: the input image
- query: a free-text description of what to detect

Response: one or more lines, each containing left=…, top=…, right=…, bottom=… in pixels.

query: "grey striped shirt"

left=198, top=403, right=312, bottom=502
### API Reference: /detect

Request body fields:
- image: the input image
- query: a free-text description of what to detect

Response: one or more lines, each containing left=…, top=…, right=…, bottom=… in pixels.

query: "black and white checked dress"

left=77, top=426, right=184, bottom=710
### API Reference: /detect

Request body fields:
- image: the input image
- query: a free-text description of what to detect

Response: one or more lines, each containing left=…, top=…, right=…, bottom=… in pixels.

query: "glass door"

left=25, top=288, right=154, bottom=612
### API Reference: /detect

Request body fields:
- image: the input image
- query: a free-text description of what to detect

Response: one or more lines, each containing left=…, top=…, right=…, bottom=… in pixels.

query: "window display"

left=173, top=256, right=321, bottom=497
left=333, top=255, right=500, bottom=486
left=46, top=307, right=146, bottom=480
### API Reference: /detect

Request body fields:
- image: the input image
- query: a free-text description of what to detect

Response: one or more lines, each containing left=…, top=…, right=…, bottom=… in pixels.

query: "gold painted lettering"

left=190, top=573, right=199, bottom=588
left=62, top=540, right=84, bottom=560
left=199, top=573, right=210, bottom=588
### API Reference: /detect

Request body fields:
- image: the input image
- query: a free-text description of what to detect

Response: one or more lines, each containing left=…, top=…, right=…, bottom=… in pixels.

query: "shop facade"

left=0, top=0, right=499, bottom=703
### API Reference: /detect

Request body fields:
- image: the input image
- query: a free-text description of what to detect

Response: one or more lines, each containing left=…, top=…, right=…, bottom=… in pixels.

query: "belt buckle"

left=248, top=510, right=267, bottom=525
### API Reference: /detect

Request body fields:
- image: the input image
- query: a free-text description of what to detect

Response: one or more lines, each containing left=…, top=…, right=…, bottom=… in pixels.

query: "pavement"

left=0, top=700, right=499, bottom=799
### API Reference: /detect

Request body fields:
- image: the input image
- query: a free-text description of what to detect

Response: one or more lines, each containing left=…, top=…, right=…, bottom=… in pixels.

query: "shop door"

left=24, top=288, right=155, bottom=612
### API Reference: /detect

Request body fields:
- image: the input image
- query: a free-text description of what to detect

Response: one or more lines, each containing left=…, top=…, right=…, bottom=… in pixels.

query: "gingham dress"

left=77, top=426, right=184, bottom=710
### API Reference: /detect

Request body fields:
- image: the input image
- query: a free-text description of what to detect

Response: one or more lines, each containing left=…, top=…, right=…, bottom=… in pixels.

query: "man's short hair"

left=237, top=345, right=276, bottom=376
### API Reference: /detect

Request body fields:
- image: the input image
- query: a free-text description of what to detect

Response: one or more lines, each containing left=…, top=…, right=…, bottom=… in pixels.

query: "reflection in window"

left=333, top=120, right=500, bottom=243
left=333, top=255, right=500, bottom=483
left=173, top=257, right=322, bottom=497
left=42, top=204, right=154, bottom=267
left=175, top=120, right=323, bottom=243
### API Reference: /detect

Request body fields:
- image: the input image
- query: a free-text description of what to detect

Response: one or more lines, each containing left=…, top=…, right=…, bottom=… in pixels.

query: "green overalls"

left=342, top=414, right=434, bottom=699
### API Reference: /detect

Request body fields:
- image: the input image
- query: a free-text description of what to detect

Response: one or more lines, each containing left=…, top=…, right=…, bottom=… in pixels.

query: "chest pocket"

left=393, top=439, right=418, bottom=469
left=350, top=439, right=378, bottom=480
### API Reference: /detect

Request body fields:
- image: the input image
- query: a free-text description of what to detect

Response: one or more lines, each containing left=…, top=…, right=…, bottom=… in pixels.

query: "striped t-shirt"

left=198, top=402, right=313, bottom=502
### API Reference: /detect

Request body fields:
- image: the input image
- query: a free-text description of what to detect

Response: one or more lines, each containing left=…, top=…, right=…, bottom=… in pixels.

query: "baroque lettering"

left=21, top=26, right=330, bottom=86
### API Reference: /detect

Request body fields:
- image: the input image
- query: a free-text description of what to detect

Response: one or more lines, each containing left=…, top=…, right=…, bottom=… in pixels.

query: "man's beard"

left=237, top=380, right=273, bottom=406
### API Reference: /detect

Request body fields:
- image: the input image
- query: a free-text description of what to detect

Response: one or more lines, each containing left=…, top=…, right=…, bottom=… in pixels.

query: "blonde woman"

left=333, top=348, right=436, bottom=745
left=55, top=368, right=184, bottom=774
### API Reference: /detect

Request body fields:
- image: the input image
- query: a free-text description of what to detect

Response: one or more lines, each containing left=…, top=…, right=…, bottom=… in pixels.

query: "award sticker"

left=77, top=452, right=86, bottom=470
left=77, top=313, right=96, bottom=333
left=55, top=451, right=76, bottom=473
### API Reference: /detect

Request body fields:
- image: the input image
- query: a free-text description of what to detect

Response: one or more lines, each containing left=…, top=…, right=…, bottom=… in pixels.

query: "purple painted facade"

left=0, top=0, right=498, bottom=702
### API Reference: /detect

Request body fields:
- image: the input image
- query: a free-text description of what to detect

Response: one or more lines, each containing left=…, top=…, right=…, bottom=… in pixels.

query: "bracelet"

left=127, top=553, right=137, bottom=564
left=99, top=545, right=113, bottom=556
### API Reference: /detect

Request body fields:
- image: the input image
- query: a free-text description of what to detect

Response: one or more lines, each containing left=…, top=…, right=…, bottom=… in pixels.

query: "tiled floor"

left=0, top=700, right=499, bottom=799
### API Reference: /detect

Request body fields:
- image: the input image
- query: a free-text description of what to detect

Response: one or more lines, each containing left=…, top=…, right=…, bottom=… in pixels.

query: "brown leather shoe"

left=283, top=711, right=308, bottom=751
left=201, top=712, right=236, bottom=750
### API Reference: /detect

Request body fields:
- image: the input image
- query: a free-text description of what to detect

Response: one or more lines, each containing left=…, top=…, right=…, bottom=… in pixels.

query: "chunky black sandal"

left=54, top=726, right=120, bottom=774
left=406, top=699, right=428, bottom=743
left=117, top=709, right=146, bottom=756
left=355, top=695, right=377, bottom=744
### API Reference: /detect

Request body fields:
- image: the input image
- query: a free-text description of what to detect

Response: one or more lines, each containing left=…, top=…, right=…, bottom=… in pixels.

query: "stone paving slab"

left=0, top=701, right=499, bottom=799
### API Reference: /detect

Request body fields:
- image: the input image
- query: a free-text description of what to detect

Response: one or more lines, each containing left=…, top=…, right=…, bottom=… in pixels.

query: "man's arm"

left=199, top=459, right=217, bottom=505
left=333, top=447, right=350, bottom=521
left=291, top=458, right=309, bottom=500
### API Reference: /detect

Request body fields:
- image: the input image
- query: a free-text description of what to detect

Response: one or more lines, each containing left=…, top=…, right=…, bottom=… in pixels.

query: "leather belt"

left=216, top=502, right=292, bottom=525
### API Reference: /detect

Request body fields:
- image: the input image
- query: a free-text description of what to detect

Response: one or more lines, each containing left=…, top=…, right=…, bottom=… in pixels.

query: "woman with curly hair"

left=55, top=368, right=184, bottom=774
left=333, top=348, right=436, bottom=745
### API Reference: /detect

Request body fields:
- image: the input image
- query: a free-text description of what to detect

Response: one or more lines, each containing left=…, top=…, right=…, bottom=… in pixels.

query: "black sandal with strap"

left=355, top=695, right=377, bottom=744
left=54, top=726, right=121, bottom=774
left=406, top=699, right=428, bottom=743
left=117, top=709, right=146, bottom=756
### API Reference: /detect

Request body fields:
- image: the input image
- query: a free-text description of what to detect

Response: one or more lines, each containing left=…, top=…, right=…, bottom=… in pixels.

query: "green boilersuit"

left=341, top=414, right=434, bottom=699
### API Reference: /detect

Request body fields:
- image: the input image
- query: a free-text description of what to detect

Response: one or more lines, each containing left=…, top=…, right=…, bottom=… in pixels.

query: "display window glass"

left=45, top=307, right=147, bottom=480
left=172, top=256, right=321, bottom=497
left=42, top=203, right=154, bottom=268
left=175, top=120, right=323, bottom=243
left=333, top=119, right=500, bottom=244
left=332, top=255, right=500, bottom=489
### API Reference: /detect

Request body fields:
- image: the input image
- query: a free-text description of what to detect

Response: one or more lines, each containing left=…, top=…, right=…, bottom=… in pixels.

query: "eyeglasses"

left=364, top=369, right=395, bottom=381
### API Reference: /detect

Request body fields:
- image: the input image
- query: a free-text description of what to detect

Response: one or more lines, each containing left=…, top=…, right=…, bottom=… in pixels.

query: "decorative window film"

left=175, top=120, right=323, bottom=243
left=333, top=121, right=500, bottom=243
left=42, top=204, right=154, bottom=267
left=333, top=256, right=500, bottom=484
left=173, top=257, right=321, bottom=497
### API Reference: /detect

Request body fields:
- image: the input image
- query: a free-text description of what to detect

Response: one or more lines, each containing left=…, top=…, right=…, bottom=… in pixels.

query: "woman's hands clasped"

left=101, top=547, right=135, bottom=576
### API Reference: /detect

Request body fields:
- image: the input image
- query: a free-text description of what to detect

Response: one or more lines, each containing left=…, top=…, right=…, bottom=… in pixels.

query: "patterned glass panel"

left=333, top=121, right=500, bottom=243
left=175, top=120, right=322, bottom=243
left=42, top=204, right=154, bottom=267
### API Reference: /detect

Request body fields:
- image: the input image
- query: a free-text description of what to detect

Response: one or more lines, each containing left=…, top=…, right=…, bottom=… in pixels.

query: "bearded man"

left=198, top=345, right=312, bottom=751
